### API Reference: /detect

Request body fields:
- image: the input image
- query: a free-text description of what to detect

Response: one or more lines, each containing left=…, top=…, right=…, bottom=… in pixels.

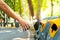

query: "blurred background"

left=0, top=0, right=60, bottom=27
left=0, top=0, right=60, bottom=40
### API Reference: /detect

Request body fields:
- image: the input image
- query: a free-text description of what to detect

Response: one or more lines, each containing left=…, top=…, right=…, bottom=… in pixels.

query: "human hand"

left=0, top=0, right=30, bottom=31
left=19, top=19, right=30, bottom=31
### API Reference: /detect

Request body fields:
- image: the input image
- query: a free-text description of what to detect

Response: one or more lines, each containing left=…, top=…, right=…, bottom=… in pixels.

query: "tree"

left=13, top=0, right=16, bottom=11
left=36, top=0, right=42, bottom=19
left=27, top=0, right=34, bottom=18
left=51, top=0, right=53, bottom=16
left=18, top=0, right=22, bottom=16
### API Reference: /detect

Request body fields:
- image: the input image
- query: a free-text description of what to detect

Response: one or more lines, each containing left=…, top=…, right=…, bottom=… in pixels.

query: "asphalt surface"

left=0, top=28, right=34, bottom=40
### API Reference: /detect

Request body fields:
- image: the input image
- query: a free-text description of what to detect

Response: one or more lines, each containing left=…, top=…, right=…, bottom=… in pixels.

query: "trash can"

left=47, top=19, right=60, bottom=40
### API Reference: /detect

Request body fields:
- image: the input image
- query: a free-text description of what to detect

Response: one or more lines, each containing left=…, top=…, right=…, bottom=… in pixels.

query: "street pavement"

left=0, top=28, right=34, bottom=40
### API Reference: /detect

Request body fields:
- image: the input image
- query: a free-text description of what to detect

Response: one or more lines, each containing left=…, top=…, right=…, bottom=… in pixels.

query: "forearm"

left=0, top=1, right=22, bottom=22
left=0, top=0, right=30, bottom=31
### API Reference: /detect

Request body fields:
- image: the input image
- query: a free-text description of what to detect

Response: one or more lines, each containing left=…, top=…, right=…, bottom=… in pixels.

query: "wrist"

left=17, top=16, right=24, bottom=23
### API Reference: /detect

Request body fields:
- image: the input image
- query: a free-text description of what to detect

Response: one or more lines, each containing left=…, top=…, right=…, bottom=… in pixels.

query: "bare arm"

left=0, top=0, right=22, bottom=21
left=0, top=0, right=30, bottom=31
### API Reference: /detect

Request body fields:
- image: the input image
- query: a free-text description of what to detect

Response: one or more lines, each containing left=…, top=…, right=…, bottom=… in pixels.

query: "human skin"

left=0, top=0, right=30, bottom=31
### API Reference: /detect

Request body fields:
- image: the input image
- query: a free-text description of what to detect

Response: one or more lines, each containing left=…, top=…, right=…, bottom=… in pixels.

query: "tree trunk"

left=18, top=0, right=22, bottom=16
left=13, top=0, right=15, bottom=11
left=12, top=0, right=16, bottom=27
left=51, top=0, right=53, bottom=16
left=36, top=0, right=42, bottom=20
left=27, top=0, right=34, bottom=18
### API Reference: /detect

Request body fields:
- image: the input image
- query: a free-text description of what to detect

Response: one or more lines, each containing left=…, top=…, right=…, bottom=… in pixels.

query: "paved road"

left=0, top=28, right=34, bottom=40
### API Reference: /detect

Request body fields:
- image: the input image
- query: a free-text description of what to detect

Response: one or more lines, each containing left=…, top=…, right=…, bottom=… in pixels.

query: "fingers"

left=26, top=23, right=30, bottom=29
left=19, top=19, right=30, bottom=31
left=21, top=24, right=26, bottom=31
left=21, top=23, right=30, bottom=31
left=24, top=24, right=30, bottom=31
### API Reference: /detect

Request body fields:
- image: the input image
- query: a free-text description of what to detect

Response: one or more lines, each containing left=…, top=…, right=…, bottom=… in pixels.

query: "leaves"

left=4, top=0, right=13, bottom=9
left=4, top=0, right=60, bottom=19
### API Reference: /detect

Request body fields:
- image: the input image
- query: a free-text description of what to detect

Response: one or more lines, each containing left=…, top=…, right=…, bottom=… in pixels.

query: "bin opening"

left=34, top=21, right=42, bottom=30
left=51, top=24, right=57, bottom=32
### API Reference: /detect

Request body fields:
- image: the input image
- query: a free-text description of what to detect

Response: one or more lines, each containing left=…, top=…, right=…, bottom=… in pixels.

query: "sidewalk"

left=0, top=27, right=34, bottom=40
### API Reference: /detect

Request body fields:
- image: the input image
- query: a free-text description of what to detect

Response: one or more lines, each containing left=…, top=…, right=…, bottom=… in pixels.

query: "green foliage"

left=32, top=0, right=48, bottom=12
left=32, top=0, right=38, bottom=12
left=4, top=0, right=13, bottom=9
left=3, top=0, right=60, bottom=19
left=42, top=0, right=48, bottom=11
